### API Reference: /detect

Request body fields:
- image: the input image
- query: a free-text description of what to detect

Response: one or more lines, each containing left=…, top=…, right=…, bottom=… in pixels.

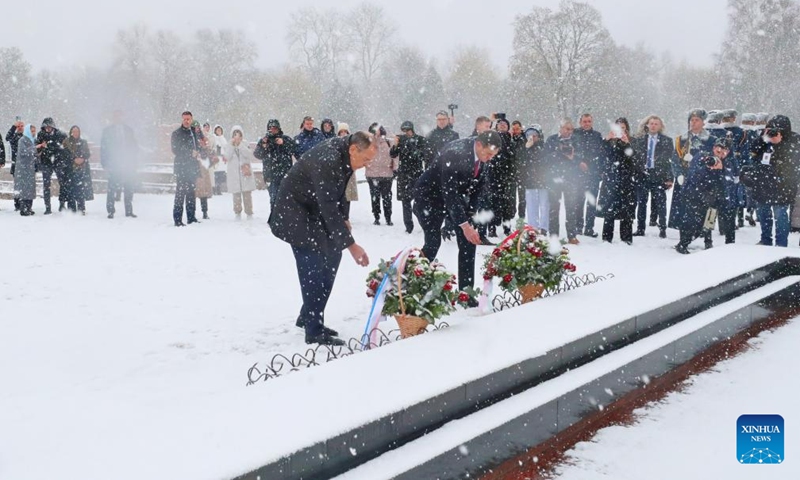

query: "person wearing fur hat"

left=741, top=114, right=800, bottom=247
left=337, top=123, right=350, bottom=137
left=254, top=119, right=296, bottom=211
left=222, top=126, right=256, bottom=219
left=62, top=125, right=94, bottom=214
left=35, top=117, right=68, bottom=214
left=14, top=124, right=38, bottom=216
left=321, top=119, right=336, bottom=139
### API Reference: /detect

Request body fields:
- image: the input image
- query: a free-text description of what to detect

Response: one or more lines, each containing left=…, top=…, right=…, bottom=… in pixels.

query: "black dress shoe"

left=125, top=213, right=137, bottom=218
left=583, top=229, right=599, bottom=238
left=675, top=245, right=690, bottom=255
left=44, top=207, right=52, bottom=215
left=705, top=241, right=713, bottom=250
left=107, top=213, right=114, bottom=219
left=373, top=218, right=380, bottom=225
left=175, top=221, right=186, bottom=227
left=187, top=218, right=200, bottom=224
left=202, top=213, right=209, bottom=220
left=295, top=320, right=339, bottom=337
left=305, top=332, right=346, bottom=346
left=659, top=229, right=667, bottom=239
left=633, top=230, right=645, bottom=237
left=386, top=219, right=393, bottom=226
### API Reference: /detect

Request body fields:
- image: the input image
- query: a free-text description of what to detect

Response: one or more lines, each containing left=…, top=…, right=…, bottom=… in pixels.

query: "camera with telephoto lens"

left=448, top=104, right=458, bottom=111
left=704, top=156, right=719, bottom=167
left=765, top=129, right=780, bottom=138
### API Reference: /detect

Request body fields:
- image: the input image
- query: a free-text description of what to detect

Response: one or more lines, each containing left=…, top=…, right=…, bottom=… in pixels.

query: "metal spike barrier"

left=491, top=272, right=615, bottom=311
left=247, top=273, right=613, bottom=384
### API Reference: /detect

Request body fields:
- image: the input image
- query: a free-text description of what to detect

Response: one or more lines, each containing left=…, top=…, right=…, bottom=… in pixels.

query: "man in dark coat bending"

left=413, top=130, right=503, bottom=293
left=269, top=131, right=377, bottom=345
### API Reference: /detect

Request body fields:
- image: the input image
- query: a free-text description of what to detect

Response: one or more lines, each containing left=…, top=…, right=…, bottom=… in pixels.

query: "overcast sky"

left=3, top=0, right=728, bottom=72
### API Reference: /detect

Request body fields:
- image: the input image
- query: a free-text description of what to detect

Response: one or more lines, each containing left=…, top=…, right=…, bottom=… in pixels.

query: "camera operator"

left=35, top=117, right=68, bottom=214
left=675, top=138, right=731, bottom=254
left=390, top=121, right=431, bottom=234
left=741, top=115, right=800, bottom=247
left=254, top=119, right=295, bottom=210
left=545, top=119, right=583, bottom=244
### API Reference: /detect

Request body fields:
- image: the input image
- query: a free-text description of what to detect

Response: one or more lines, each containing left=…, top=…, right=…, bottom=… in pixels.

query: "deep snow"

left=1, top=184, right=798, bottom=480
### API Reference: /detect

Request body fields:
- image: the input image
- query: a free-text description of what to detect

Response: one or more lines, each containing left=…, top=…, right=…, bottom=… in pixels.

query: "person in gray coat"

left=14, top=124, right=38, bottom=216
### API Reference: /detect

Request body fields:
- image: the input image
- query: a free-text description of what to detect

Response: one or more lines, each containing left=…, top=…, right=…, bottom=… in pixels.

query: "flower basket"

left=518, top=283, right=545, bottom=304
left=395, top=315, right=430, bottom=338
left=365, top=248, right=478, bottom=337
left=482, top=221, right=577, bottom=300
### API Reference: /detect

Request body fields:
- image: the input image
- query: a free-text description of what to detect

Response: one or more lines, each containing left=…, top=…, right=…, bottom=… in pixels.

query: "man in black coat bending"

left=413, top=131, right=503, bottom=293
left=269, top=132, right=377, bottom=346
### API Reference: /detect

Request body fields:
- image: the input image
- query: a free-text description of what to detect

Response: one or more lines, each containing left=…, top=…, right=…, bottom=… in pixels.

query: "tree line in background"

left=1, top=0, right=799, bottom=158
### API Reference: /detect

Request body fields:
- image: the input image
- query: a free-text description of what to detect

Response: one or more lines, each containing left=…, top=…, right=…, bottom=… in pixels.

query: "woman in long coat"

left=223, top=125, right=257, bottom=218
left=487, top=119, right=518, bottom=237
left=63, top=125, right=94, bottom=214
left=14, top=124, right=38, bottom=216
left=600, top=118, right=641, bottom=244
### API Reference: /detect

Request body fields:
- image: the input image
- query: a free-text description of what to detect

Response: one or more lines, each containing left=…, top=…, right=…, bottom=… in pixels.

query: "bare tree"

left=286, top=8, right=348, bottom=83
left=512, top=0, right=613, bottom=119
left=112, top=24, right=151, bottom=86
left=346, top=3, right=396, bottom=85
left=0, top=47, right=33, bottom=121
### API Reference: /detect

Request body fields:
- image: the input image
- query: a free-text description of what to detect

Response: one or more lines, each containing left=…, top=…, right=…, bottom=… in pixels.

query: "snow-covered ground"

left=1, top=184, right=798, bottom=480
left=555, top=316, right=800, bottom=480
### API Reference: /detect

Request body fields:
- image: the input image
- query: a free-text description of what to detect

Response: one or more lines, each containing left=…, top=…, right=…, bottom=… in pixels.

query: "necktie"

left=474, top=160, right=481, bottom=178
left=647, top=136, right=655, bottom=169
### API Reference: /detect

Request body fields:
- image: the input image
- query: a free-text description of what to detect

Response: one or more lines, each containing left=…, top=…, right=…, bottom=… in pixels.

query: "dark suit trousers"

left=107, top=173, right=135, bottom=215
left=173, top=176, right=197, bottom=223
left=368, top=178, right=393, bottom=221
left=415, top=206, right=476, bottom=291
left=292, top=246, right=343, bottom=336
left=579, top=175, right=601, bottom=233
left=549, top=183, right=582, bottom=239
left=637, top=175, right=667, bottom=232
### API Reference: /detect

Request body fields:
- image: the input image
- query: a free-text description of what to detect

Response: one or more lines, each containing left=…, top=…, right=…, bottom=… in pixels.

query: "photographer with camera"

left=741, top=115, right=800, bottom=247
left=545, top=119, right=583, bottom=244
left=35, top=117, right=68, bottom=214
left=674, top=138, right=731, bottom=254
left=390, top=121, right=431, bottom=233
left=254, top=119, right=295, bottom=211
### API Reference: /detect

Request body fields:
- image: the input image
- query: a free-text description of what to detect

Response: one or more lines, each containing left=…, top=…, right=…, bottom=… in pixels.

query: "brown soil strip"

left=480, top=308, right=800, bottom=480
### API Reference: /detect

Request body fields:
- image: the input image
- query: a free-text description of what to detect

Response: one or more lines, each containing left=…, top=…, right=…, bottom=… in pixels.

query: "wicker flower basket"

left=395, top=314, right=430, bottom=338
left=518, top=283, right=545, bottom=304
left=395, top=264, right=431, bottom=339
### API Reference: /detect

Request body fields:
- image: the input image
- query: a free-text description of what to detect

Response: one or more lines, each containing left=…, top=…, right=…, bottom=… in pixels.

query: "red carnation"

left=458, top=292, right=470, bottom=303
left=533, top=249, right=543, bottom=258
left=369, top=280, right=380, bottom=291
left=563, top=262, right=577, bottom=272
left=413, top=267, right=425, bottom=277
left=503, top=274, right=513, bottom=283
left=492, top=248, right=502, bottom=257
left=443, top=282, right=453, bottom=291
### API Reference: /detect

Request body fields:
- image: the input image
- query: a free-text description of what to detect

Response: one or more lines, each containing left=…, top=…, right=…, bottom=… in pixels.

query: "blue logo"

left=737, top=414, right=784, bottom=464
